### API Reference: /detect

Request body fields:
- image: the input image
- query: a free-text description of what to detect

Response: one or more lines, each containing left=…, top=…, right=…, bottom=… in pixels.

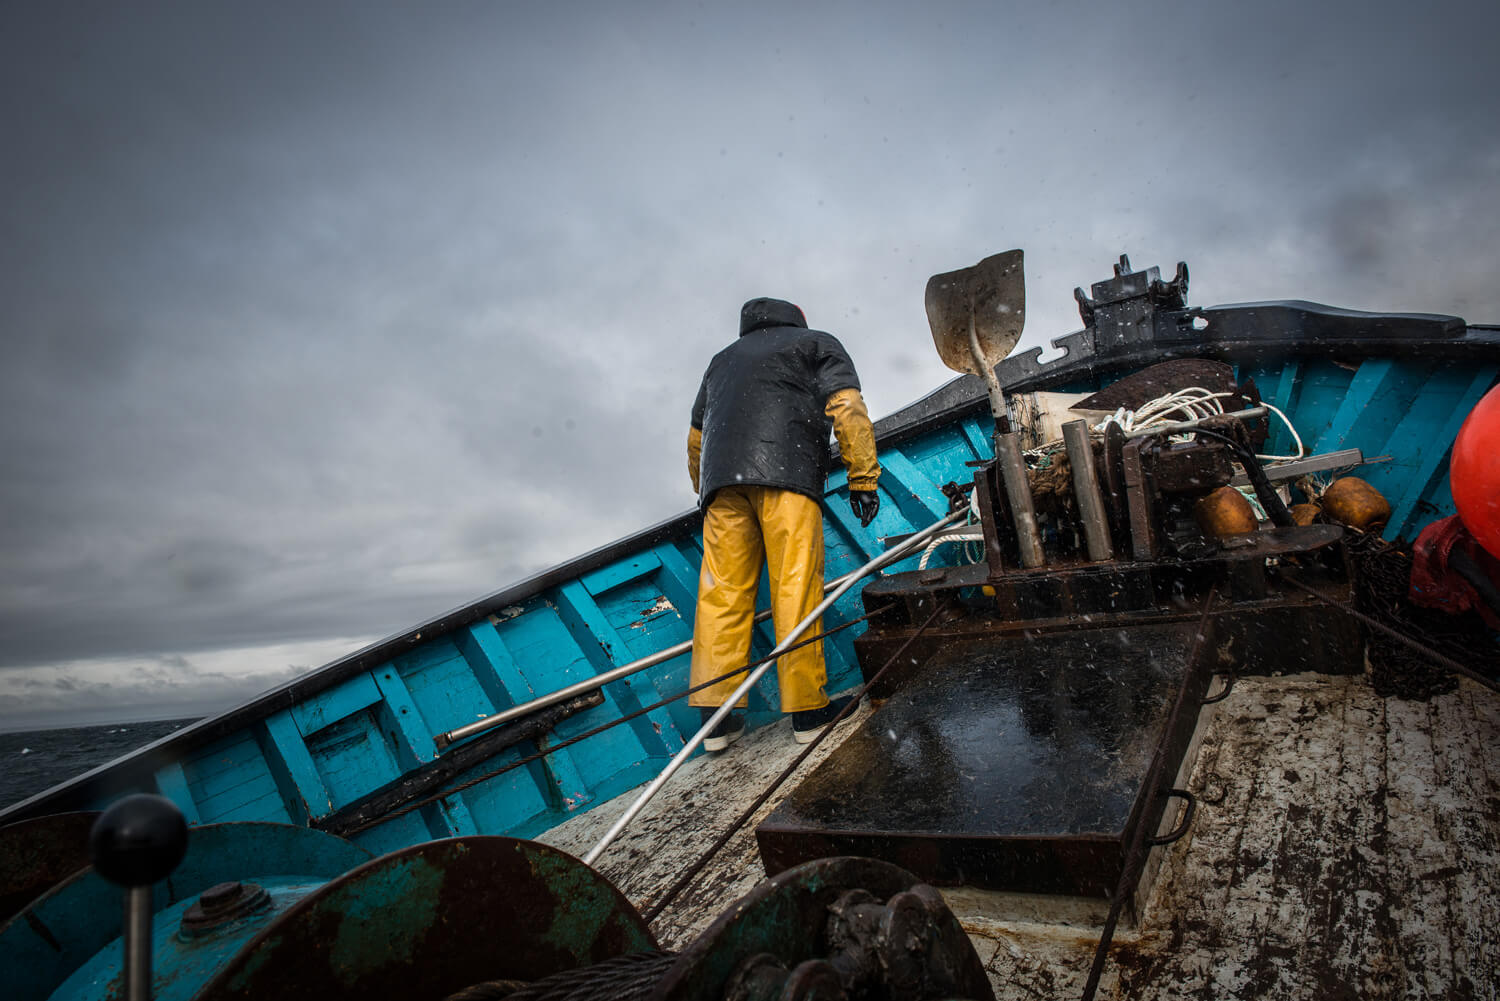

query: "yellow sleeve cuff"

left=687, top=425, right=703, bottom=494
left=824, top=388, right=880, bottom=491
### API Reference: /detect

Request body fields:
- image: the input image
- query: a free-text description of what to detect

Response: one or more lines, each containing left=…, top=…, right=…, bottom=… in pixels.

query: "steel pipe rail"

left=583, top=507, right=970, bottom=866
left=435, top=565, right=893, bottom=750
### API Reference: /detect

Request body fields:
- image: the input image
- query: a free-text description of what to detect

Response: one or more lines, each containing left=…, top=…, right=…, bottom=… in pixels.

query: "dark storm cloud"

left=1, top=2, right=1495, bottom=704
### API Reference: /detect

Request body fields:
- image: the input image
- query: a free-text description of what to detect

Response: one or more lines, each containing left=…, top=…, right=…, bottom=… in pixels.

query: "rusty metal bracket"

left=1201, top=674, right=1237, bottom=704
left=1145, top=789, right=1198, bottom=846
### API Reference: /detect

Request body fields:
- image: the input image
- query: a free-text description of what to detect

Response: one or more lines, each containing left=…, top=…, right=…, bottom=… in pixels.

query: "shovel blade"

left=924, top=249, right=1026, bottom=377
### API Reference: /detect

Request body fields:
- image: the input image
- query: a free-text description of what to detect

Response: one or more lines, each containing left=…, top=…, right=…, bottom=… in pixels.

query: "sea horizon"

left=0, top=702, right=221, bottom=735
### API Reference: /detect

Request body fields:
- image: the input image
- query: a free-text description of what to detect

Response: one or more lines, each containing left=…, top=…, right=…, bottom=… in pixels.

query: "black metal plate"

left=758, top=624, right=1207, bottom=897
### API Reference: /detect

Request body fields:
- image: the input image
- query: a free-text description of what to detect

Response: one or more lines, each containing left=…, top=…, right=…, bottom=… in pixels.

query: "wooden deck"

left=540, top=673, right=1500, bottom=999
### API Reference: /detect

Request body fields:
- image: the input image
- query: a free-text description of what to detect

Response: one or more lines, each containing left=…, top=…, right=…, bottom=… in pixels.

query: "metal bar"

left=994, top=431, right=1044, bottom=568
left=1062, top=419, right=1113, bottom=562
left=436, top=567, right=870, bottom=750
left=1227, top=447, right=1365, bottom=487
left=346, top=605, right=895, bottom=838
left=643, top=600, right=951, bottom=925
left=582, top=509, right=969, bottom=866
left=125, top=885, right=152, bottom=1001
left=320, top=691, right=603, bottom=834
left=1121, top=406, right=1267, bottom=439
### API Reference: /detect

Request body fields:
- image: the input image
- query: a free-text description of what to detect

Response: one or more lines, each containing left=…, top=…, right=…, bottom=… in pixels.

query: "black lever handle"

left=89, top=795, right=189, bottom=1001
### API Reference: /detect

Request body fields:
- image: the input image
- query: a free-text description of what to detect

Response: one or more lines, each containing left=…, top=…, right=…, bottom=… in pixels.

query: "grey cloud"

left=1, top=1, right=1495, bottom=714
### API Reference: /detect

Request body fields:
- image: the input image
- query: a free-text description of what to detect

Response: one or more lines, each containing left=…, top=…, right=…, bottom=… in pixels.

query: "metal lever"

left=90, top=794, right=189, bottom=1001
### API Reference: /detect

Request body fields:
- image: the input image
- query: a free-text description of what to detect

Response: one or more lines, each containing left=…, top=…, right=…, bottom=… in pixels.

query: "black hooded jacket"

left=691, top=298, right=862, bottom=508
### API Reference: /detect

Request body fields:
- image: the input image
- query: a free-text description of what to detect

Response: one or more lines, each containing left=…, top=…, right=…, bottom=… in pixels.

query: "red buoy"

left=1451, top=383, right=1500, bottom=559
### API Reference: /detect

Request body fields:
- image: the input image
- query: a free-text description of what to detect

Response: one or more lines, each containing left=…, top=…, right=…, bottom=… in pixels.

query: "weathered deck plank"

left=1109, top=675, right=1499, bottom=1000
left=536, top=672, right=1499, bottom=999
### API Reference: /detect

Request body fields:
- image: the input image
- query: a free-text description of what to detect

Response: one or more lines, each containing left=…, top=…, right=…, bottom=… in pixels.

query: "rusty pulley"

left=653, top=856, right=993, bottom=1001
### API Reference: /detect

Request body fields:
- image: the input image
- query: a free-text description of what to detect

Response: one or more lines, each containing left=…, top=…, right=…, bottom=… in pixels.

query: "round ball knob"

left=89, top=794, right=189, bottom=888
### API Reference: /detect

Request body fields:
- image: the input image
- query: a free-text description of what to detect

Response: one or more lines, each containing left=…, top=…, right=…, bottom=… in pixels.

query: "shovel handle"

left=968, top=309, right=1012, bottom=433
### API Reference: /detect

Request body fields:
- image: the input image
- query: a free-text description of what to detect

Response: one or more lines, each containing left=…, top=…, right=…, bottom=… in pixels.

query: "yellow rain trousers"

left=685, top=387, right=880, bottom=712
left=688, top=485, right=828, bottom=711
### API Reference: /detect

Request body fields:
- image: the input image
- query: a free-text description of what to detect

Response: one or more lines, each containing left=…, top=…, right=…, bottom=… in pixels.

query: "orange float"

left=1451, top=383, right=1500, bottom=559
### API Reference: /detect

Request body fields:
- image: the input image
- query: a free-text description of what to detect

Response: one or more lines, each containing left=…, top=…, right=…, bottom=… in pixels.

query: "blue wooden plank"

left=1283, top=360, right=1355, bottom=456
left=305, top=714, right=402, bottom=810
left=188, top=760, right=273, bottom=806
left=1385, top=366, right=1499, bottom=540
left=960, top=415, right=994, bottom=460
left=1308, top=358, right=1429, bottom=457
left=822, top=488, right=881, bottom=561
left=1266, top=359, right=1304, bottom=457
left=652, top=542, right=702, bottom=623
left=554, top=581, right=677, bottom=754
left=349, top=807, right=434, bottom=857
left=262, top=710, right=335, bottom=820
left=431, top=794, right=481, bottom=836
left=1359, top=365, right=1475, bottom=505
left=291, top=672, right=383, bottom=735
left=454, top=620, right=589, bottom=813
left=152, top=761, right=201, bottom=825
left=879, top=450, right=952, bottom=523
left=581, top=551, right=662, bottom=597
left=372, top=663, right=437, bottom=768
left=207, top=790, right=287, bottom=824
left=396, top=642, right=495, bottom=737
left=194, top=773, right=283, bottom=820
left=178, top=732, right=258, bottom=783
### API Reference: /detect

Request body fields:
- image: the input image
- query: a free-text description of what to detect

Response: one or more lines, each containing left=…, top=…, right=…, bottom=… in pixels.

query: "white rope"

left=916, top=481, right=989, bottom=569
left=1024, top=387, right=1305, bottom=462
left=917, top=533, right=986, bottom=569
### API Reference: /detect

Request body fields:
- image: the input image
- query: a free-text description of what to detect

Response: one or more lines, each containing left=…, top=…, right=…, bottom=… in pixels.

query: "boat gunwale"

left=3, top=299, right=1493, bottom=825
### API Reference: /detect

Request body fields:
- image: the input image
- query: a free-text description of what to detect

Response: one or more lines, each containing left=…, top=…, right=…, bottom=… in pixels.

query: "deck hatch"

left=757, top=624, right=1209, bottom=898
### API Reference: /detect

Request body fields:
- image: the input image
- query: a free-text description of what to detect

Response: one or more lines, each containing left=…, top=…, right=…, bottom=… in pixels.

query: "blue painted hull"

left=4, top=274, right=1497, bottom=862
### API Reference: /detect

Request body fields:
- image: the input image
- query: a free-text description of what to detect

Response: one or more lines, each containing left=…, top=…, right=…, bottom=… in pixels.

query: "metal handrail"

left=583, top=507, right=969, bottom=865
left=433, top=530, right=947, bottom=751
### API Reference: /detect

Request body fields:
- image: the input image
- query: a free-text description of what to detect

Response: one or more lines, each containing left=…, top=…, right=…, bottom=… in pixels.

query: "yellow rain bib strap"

left=825, top=388, right=881, bottom=491
left=689, top=485, right=829, bottom=713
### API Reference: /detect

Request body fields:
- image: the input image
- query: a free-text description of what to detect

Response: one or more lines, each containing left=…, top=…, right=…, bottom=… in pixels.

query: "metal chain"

left=642, top=599, right=951, bottom=926
left=345, top=603, right=897, bottom=836
left=1280, top=573, right=1499, bottom=693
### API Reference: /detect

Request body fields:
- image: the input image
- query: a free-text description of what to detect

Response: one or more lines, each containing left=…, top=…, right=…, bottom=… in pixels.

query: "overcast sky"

left=2, top=0, right=1496, bottom=728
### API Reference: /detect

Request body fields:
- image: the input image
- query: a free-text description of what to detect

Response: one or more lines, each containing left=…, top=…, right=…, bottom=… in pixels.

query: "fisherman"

left=687, top=297, right=882, bottom=750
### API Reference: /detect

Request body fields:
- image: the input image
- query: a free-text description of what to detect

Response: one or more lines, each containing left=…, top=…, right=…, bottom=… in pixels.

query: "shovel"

left=924, top=249, right=1026, bottom=432
left=924, top=250, right=1044, bottom=567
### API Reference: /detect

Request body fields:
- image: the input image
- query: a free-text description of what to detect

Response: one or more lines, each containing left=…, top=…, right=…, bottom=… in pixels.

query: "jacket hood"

left=740, top=297, right=807, bottom=335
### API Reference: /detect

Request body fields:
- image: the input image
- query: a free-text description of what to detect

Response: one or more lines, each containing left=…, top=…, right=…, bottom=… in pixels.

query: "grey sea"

left=0, top=718, right=199, bottom=812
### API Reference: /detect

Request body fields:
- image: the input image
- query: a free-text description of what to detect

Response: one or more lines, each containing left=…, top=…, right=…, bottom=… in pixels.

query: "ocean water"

left=0, top=718, right=199, bottom=812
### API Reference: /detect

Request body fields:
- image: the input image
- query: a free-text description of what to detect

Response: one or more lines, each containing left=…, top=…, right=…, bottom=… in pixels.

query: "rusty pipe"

left=1063, top=419, right=1113, bottom=562
left=435, top=566, right=874, bottom=751
left=994, top=431, right=1044, bottom=568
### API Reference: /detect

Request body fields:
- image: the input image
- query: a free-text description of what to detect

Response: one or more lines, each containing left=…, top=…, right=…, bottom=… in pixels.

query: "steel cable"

left=1280, top=573, right=1499, bottom=693
left=343, top=603, right=897, bottom=837
left=642, top=599, right=950, bottom=926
